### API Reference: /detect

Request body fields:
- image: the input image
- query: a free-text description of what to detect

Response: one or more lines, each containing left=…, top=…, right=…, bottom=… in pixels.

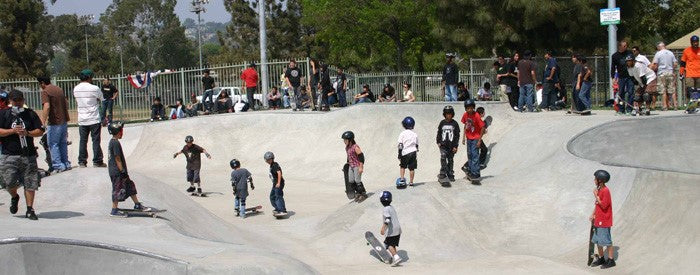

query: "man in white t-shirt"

left=652, top=42, right=679, bottom=110
left=73, top=69, right=105, bottom=167
left=626, top=56, right=656, bottom=115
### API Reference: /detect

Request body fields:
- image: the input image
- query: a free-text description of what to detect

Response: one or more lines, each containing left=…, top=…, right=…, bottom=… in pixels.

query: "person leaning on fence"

left=215, top=91, right=233, bottom=113
left=201, top=69, right=216, bottom=113
left=457, top=82, right=471, bottom=101
left=100, top=77, right=118, bottom=126
left=267, top=86, right=282, bottom=110
left=378, top=84, right=397, bottom=103
left=73, top=69, right=106, bottom=168
left=38, top=76, right=71, bottom=173
left=354, top=84, right=374, bottom=104
left=150, top=97, right=166, bottom=121
left=241, top=62, right=259, bottom=110
left=651, top=42, right=678, bottom=111
left=400, top=83, right=415, bottom=102
left=169, top=98, right=186, bottom=119
left=184, top=95, right=202, bottom=117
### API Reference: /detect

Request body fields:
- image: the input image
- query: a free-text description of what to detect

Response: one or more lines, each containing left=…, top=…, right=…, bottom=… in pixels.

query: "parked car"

left=196, top=87, right=263, bottom=109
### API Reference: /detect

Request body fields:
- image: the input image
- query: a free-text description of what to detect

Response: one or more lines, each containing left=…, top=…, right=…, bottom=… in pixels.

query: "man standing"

left=99, top=77, right=118, bottom=126
left=571, top=54, right=583, bottom=112
left=73, top=69, right=106, bottom=168
left=652, top=42, right=679, bottom=110
left=38, top=76, right=71, bottom=173
left=517, top=50, right=537, bottom=112
left=680, top=35, right=700, bottom=103
left=201, top=69, right=215, bottom=113
left=284, top=60, right=304, bottom=111
left=335, top=68, right=348, bottom=107
left=442, top=53, right=459, bottom=101
left=540, top=50, right=558, bottom=111
left=0, top=90, right=45, bottom=220
left=611, top=41, right=634, bottom=114
left=240, top=63, right=259, bottom=110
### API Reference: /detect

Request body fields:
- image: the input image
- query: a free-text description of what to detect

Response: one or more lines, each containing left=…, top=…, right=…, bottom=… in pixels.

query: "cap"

left=80, top=69, right=94, bottom=78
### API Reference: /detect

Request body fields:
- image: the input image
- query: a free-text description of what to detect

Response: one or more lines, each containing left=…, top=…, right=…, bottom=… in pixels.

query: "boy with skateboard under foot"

left=589, top=170, right=616, bottom=269
left=342, top=131, right=367, bottom=202
left=230, top=159, right=255, bottom=218
left=397, top=117, right=418, bottom=188
left=107, top=122, right=149, bottom=217
left=264, top=151, right=287, bottom=216
left=460, top=99, right=485, bottom=183
left=379, top=191, right=403, bottom=266
left=173, top=135, right=211, bottom=196
left=437, top=106, right=460, bottom=184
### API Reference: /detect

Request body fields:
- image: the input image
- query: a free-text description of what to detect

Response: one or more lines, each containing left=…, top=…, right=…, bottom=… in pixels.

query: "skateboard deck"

left=190, top=192, right=207, bottom=197
left=117, top=208, right=167, bottom=218
left=567, top=110, right=592, bottom=115
left=238, top=205, right=262, bottom=214
left=365, top=231, right=392, bottom=263
left=343, top=163, right=355, bottom=199
left=273, top=211, right=289, bottom=218
left=587, top=222, right=597, bottom=266
left=484, top=115, right=493, bottom=128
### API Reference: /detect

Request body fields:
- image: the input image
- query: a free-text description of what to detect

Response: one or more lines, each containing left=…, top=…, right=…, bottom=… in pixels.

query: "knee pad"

left=633, top=94, right=643, bottom=103
left=643, top=93, right=651, bottom=103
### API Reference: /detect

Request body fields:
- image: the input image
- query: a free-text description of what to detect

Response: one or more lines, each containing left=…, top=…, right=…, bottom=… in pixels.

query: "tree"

left=0, top=0, right=52, bottom=78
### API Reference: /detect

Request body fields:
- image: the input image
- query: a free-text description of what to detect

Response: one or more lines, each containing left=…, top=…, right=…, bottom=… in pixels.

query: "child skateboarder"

left=107, top=121, right=149, bottom=217
left=230, top=158, right=255, bottom=218
left=379, top=191, right=403, bottom=266
left=264, top=151, right=287, bottom=216
left=342, top=131, right=367, bottom=202
left=476, top=107, right=489, bottom=169
left=173, top=135, right=211, bottom=195
left=437, top=106, right=460, bottom=182
left=589, top=170, right=616, bottom=269
left=397, top=117, right=418, bottom=187
left=460, top=99, right=485, bottom=182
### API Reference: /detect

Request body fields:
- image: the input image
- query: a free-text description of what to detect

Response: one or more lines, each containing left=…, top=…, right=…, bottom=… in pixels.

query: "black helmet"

left=380, top=190, right=392, bottom=206
left=341, top=131, right=355, bottom=140
left=402, top=116, right=415, bottom=129
left=691, top=35, right=699, bottom=43
left=594, top=170, right=610, bottom=183
left=230, top=159, right=241, bottom=169
left=443, top=105, right=455, bottom=117
left=107, top=121, right=124, bottom=135
left=185, top=135, right=194, bottom=143
left=464, top=99, right=476, bottom=109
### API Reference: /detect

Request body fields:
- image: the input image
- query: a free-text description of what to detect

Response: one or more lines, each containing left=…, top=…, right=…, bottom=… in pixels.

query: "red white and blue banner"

left=127, top=69, right=175, bottom=89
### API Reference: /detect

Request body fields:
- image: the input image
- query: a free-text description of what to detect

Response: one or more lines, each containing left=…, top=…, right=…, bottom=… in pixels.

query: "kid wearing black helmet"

left=342, top=131, right=367, bottom=202
left=397, top=117, right=418, bottom=187
left=230, top=158, right=255, bottom=218
left=589, top=170, right=616, bottom=269
left=264, top=151, right=287, bottom=216
left=436, top=106, right=460, bottom=182
left=379, top=191, right=403, bottom=266
left=106, top=121, right=149, bottom=217
left=461, top=99, right=485, bottom=181
left=173, top=135, right=211, bottom=195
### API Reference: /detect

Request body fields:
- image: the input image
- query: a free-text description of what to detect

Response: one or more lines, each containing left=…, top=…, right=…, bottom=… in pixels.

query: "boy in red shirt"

left=589, top=170, right=616, bottom=269
left=240, top=63, right=259, bottom=110
left=460, top=99, right=485, bottom=180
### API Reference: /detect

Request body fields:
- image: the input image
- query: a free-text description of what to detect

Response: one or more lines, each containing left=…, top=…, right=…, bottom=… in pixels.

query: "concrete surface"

left=0, top=103, right=697, bottom=274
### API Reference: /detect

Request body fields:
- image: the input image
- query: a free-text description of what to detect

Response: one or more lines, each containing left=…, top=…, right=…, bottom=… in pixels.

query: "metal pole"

left=259, top=0, right=269, bottom=107
left=118, top=46, right=124, bottom=120
left=85, top=26, right=89, bottom=65
left=608, top=0, right=617, bottom=100
left=197, top=12, right=203, bottom=69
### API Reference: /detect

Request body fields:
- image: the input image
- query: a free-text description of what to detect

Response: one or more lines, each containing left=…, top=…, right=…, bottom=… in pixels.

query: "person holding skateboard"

left=342, top=131, right=367, bottom=202
left=437, top=106, right=460, bottom=183
left=379, top=191, right=403, bottom=266
left=107, top=121, right=149, bottom=217
left=475, top=107, right=490, bottom=170
left=230, top=159, right=255, bottom=218
left=264, top=151, right=287, bottom=216
left=397, top=117, right=418, bottom=187
left=460, top=99, right=485, bottom=183
left=589, top=170, right=616, bottom=269
left=173, top=136, right=211, bottom=196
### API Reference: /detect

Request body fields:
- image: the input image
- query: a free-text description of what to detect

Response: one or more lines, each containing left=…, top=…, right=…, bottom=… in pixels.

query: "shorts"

left=657, top=73, right=676, bottom=94
left=0, top=155, right=40, bottom=191
left=384, top=234, right=401, bottom=248
left=591, top=227, right=612, bottom=246
left=111, top=175, right=137, bottom=202
left=685, top=77, right=700, bottom=89
left=645, top=79, right=658, bottom=95
left=399, top=152, right=417, bottom=170
left=187, top=169, right=201, bottom=183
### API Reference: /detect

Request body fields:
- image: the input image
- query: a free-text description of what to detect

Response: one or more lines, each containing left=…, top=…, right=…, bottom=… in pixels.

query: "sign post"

left=601, top=3, right=619, bottom=100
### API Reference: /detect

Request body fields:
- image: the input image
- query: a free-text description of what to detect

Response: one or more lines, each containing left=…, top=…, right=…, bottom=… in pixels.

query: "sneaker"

left=391, top=257, right=403, bottom=266
left=408, top=182, right=414, bottom=187
left=94, top=163, right=107, bottom=168
left=25, top=209, right=38, bottom=220
left=186, top=186, right=196, bottom=193
left=590, top=256, right=606, bottom=267
left=466, top=173, right=473, bottom=181
left=601, top=258, right=616, bottom=269
left=134, top=203, right=151, bottom=211
left=479, top=164, right=487, bottom=170
left=110, top=208, right=127, bottom=217
left=448, top=175, right=456, bottom=182
left=460, top=165, right=469, bottom=173
left=197, top=188, right=203, bottom=194
left=235, top=209, right=240, bottom=216
left=10, top=195, right=19, bottom=214
left=280, top=211, right=288, bottom=215
left=79, top=163, right=87, bottom=168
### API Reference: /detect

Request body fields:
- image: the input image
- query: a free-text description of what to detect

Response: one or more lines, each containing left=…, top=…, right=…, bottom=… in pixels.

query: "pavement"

left=0, top=102, right=697, bottom=274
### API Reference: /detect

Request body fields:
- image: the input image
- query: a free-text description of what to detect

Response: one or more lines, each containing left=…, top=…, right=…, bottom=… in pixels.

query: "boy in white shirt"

left=397, top=117, right=418, bottom=187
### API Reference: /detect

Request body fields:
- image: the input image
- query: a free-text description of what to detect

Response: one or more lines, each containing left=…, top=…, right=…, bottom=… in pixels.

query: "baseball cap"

left=80, top=69, right=94, bottom=78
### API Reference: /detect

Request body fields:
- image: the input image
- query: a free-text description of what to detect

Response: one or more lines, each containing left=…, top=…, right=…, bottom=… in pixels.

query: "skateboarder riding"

left=397, top=117, right=418, bottom=187
left=264, top=151, right=287, bottom=216
left=589, top=170, right=616, bottom=269
left=107, top=121, right=149, bottom=217
left=437, top=106, right=460, bottom=182
left=173, top=135, right=211, bottom=196
left=379, top=191, right=403, bottom=266
left=342, top=131, right=367, bottom=202
left=230, top=158, right=255, bottom=218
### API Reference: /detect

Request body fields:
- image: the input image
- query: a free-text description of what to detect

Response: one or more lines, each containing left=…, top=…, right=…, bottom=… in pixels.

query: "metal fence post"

left=180, top=68, right=186, bottom=102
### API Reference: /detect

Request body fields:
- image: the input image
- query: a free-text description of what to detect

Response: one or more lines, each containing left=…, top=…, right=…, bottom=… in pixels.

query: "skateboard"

left=365, top=231, right=392, bottom=264
left=587, top=222, right=599, bottom=266
left=117, top=208, right=167, bottom=218
left=273, top=211, right=288, bottom=219
left=484, top=115, right=493, bottom=128
left=236, top=205, right=262, bottom=216
left=191, top=192, right=207, bottom=197
left=343, top=163, right=355, bottom=199
left=395, top=178, right=407, bottom=189
left=566, top=110, right=592, bottom=115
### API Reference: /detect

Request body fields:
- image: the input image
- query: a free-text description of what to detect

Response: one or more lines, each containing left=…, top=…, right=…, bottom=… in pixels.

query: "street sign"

left=600, top=8, right=620, bottom=26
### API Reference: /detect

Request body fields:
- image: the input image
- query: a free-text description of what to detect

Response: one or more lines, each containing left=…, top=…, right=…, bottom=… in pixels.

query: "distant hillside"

left=183, top=18, right=227, bottom=44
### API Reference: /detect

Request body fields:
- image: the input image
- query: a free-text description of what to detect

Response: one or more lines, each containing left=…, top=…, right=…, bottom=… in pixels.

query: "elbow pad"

left=358, top=153, right=365, bottom=164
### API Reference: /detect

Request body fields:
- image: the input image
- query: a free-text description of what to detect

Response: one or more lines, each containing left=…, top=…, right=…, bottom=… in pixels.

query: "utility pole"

left=190, top=0, right=209, bottom=69
left=259, top=0, right=269, bottom=107
left=79, top=15, right=94, bottom=66
left=607, top=0, right=617, bottom=99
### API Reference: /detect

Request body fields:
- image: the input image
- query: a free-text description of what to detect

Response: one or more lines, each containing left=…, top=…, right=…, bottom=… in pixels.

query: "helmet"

left=464, top=99, right=476, bottom=109
left=107, top=121, right=124, bottom=135
left=443, top=105, right=455, bottom=117
left=594, top=170, right=610, bottom=183
left=185, top=135, right=194, bottom=143
left=380, top=191, right=392, bottom=205
left=402, top=116, right=415, bottom=129
left=624, top=54, right=634, bottom=62
left=230, top=159, right=241, bottom=169
left=341, top=131, right=355, bottom=140
left=264, top=151, right=275, bottom=161
left=691, top=35, right=699, bottom=42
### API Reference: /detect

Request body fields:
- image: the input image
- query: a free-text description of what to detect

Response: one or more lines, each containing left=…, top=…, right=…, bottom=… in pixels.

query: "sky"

left=45, top=0, right=230, bottom=23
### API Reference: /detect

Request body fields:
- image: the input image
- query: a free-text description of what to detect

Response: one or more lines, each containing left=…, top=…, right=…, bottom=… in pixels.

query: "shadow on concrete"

left=38, top=211, right=85, bottom=220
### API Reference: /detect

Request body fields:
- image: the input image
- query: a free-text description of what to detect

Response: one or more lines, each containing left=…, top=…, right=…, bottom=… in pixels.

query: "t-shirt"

left=543, top=58, right=558, bottom=83
left=403, top=90, right=414, bottom=101
left=652, top=49, right=677, bottom=75
left=346, top=144, right=361, bottom=168
left=502, top=62, right=518, bottom=87
left=611, top=50, right=633, bottom=78
left=397, top=130, right=418, bottom=156
left=240, top=68, right=259, bottom=88
left=436, top=119, right=460, bottom=148
left=496, top=64, right=508, bottom=85
left=202, top=76, right=215, bottom=90
left=572, top=63, right=583, bottom=86
left=635, top=54, right=650, bottom=67
left=285, top=67, right=303, bottom=88
left=230, top=168, right=252, bottom=198
left=594, top=186, right=613, bottom=228
left=40, top=84, right=70, bottom=125
left=180, top=144, right=204, bottom=170
left=517, top=59, right=536, bottom=85
left=269, top=162, right=285, bottom=186
left=100, top=84, right=118, bottom=100
left=460, top=111, right=485, bottom=140
left=0, top=108, right=42, bottom=156
left=383, top=205, right=401, bottom=237
left=680, top=47, right=700, bottom=78
left=442, top=63, right=459, bottom=85
left=581, top=65, right=593, bottom=82
left=73, top=82, right=102, bottom=126
left=628, top=61, right=656, bottom=85
left=478, top=88, right=492, bottom=98
left=108, top=138, right=127, bottom=177
left=334, top=73, right=347, bottom=91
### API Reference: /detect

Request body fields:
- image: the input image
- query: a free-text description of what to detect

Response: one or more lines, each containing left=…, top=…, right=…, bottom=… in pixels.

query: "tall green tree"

left=0, top=0, right=52, bottom=78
